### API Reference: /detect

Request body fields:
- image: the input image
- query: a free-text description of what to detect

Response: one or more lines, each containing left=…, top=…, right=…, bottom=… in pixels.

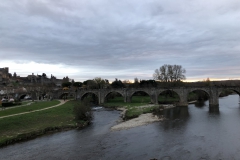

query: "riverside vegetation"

left=0, top=100, right=92, bottom=147
left=103, top=92, right=202, bottom=120
left=0, top=89, right=234, bottom=147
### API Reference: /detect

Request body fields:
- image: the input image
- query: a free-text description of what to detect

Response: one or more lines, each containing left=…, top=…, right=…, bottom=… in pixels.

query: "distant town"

left=0, top=67, right=72, bottom=87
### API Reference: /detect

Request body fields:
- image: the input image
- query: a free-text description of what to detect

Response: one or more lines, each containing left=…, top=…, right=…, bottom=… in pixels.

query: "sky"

left=1, top=0, right=240, bottom=82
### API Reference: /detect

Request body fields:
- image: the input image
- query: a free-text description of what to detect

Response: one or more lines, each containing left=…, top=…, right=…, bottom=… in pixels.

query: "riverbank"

left=0, top=100, right=61, bottom=118
left=103, top=96, right=176, bottom=130
left=111, top=104, right=175, bottom=131
left=1, top=125, right=77, bottom=147
left=110, top=92, right=232, bottom=131
left=111, top=113, right=164, bottom=131
left=0, top=100, right=88, bottom=148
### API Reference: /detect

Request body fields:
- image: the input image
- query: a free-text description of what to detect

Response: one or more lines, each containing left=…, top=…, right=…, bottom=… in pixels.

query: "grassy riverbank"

left=0, top=100, right=85, bottom=147
left=103, top=93, right=198, bottom=120
left=104, top=96, right=158, bottom=119
left=104, top=96, right=151, bottom=108
left=0, top=100, right=60, bottom=117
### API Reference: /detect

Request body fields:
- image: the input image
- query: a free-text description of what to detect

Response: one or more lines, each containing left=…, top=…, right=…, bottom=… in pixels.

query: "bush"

left=73, top=99, right=93, bottom=122
left=124, top=108, right=142, bottom=120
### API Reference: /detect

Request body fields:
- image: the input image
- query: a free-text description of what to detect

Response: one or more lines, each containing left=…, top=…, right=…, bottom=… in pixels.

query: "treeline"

left=62, top=77, right=240, bottom=89
left=62, top=77, right=159, bottom=89
left=61, top=64, right=240, bottom=89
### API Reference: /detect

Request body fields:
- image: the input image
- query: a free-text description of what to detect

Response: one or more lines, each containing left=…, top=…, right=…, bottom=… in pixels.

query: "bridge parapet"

left=74, top=86, right=240, bottom=107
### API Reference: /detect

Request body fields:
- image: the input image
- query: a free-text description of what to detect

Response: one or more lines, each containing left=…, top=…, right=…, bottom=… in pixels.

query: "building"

left=0, top=67, right=72, bottom=87
left=0, top=67, right=11, bottom=83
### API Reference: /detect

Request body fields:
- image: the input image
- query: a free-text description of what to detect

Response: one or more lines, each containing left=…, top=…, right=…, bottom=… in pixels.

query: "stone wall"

left=76, top=87, right=240, bottom=107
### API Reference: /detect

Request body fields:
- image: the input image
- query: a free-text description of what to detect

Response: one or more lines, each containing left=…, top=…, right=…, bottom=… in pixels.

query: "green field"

left=104, top=96, right=158, bottom=119
left=103, top=93, right=199, bottom=120
left=105, top=92, right=199, bottom=106
left=104, top=96, right=150, bottom=108
left=0, top=100, right=60, bottom=117
left=0, top=92, right=201, bottom=146
left=0, top=100, right=77, bottom=147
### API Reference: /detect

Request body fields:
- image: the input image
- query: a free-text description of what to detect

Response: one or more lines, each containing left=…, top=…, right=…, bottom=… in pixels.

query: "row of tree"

left=61, top=64, right=187, bottom=89
left=63, top=64, right=240, bottom=89
left=61, top=64, right=240, bottom=89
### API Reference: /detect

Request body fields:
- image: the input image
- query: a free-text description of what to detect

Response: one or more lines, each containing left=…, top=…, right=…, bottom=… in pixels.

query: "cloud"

left=0, top=0, right=240, bottom=81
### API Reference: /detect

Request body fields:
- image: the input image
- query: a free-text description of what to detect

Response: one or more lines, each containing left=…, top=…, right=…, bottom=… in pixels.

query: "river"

left=1, top=95, right=240, bottom=160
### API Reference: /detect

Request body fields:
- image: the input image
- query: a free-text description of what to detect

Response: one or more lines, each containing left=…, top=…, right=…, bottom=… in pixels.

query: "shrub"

left=73, top=99, right=93, bottom=122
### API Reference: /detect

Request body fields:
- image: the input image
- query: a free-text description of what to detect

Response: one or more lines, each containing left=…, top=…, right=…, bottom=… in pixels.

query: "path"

left=0, top=100, right=68, bottom=119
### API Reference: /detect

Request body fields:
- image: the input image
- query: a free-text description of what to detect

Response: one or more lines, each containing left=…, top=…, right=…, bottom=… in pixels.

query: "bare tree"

left=172, top=65, right=186, bottom=81
left=153, top=64, right=186, bottom=82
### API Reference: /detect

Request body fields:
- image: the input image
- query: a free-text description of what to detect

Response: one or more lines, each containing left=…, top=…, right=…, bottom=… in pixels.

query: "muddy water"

left=1, top=95, right=240, bottom=160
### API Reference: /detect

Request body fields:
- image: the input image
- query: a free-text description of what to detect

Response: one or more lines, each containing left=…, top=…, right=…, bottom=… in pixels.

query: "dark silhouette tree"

left=111, top=78, right=125, bottom=88
left=153, top=64, right=186, bottom=82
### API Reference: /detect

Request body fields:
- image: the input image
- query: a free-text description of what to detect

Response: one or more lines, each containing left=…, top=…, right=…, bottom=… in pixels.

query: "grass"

left=104, top=96, right=151, bottom=108
left=0, top=101, right=29, bottom=107
left=124, top=105, right=158, bottom=119
left=0, top=100, right=77, bottom=147
left=188, top=92, right=198, bottom=101
left=158, top=95, right=179, bottom=103
left=20, top=101, right=31, bottom=105
left=104, top=96, right=158, bottom=119
left=104, top=95, right=180, bottom=108
left=104, top=93, right=199, bottom=120
left=0, top=100, right=60, bottom=117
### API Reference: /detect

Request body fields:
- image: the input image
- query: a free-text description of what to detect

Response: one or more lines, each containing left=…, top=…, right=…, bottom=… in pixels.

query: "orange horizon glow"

left=184, top=78, right=240, bottom=82
left=114, top=78, right=240, bottom=84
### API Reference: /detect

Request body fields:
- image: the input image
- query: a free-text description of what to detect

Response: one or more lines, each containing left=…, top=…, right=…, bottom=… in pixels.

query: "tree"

left=82, top=78, right=109, bottom=89
left=62, top=82, right=72, bottom=87
left=83, top=80, right=95, bottom=89
left=93, top=77, right=109, bottom=89
left=73, top=99, right=93, bottom=123
left=139, top=80, right=157, bottom=88
left=121, top=79, right=131, bottom=88
left=153, top=64, right=186, bottom=82
left=42, top=73, right=47, bottom=77
left=73, top=82, right=83, bottom=88
left=132, top=77, right=140, bottom=88
left=111, top=78, right=125, bottom=88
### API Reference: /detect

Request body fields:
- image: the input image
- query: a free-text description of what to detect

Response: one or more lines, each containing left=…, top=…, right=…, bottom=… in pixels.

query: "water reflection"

left=209, top=106, right=220, bottom=115
left=194, top=100, right=206, bottom=108
left=159, top=106, right=190, bottom=131
left=194, top=100, right=220, bottom=114
left=163, top=106, right=189, bottom=120
left=1, top=95, right=240, bottom=160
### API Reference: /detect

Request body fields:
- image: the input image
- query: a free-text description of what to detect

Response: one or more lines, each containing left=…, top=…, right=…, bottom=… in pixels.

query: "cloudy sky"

left=1, top=0, right=240, bottom=82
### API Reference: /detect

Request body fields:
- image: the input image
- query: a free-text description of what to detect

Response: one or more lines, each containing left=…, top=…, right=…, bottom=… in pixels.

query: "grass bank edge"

left=0, top=100, right=61, bottom=117
left=0, top=100, right=89, bottom=148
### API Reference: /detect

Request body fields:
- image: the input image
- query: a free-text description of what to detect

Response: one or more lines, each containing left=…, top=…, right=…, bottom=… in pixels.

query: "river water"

left=1, top=95, right=240, bottom=160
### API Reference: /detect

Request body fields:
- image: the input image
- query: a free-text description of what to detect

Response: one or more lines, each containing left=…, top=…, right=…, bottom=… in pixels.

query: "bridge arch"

left=19, top=94, right=27, bottom=100
left=104, top=91, right=124, bottom=103
left=186, top=89, right=211, bottom=107
left=158, top=89, right=180, bottom=104
left=81, top=92, right=99, bottom=104
left=187, top=89, right=210, bottom=102
left=129, top=90, right=150, bottom=98
left=218, top=88, right=240, bottom=97
left=59, top=92, right=68, bottom=99
left=128, top=90, right=151, bottom=103
left=188, top=88, right=210, bottom=98
left=68, top=92, right=75, bottom=98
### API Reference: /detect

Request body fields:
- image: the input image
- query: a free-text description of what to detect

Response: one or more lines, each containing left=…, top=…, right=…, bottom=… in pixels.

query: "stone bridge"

left=76, top=86, right=240, bottom=107
left=52, top=89, right=76, bottom=99
left=0, top=87, right=76, bottom=100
